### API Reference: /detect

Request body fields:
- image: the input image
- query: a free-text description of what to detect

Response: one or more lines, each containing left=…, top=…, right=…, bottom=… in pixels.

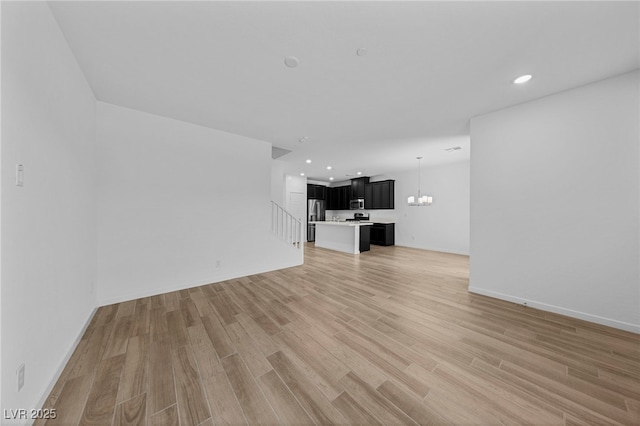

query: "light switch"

left=16, top=164, right=24, bottom=187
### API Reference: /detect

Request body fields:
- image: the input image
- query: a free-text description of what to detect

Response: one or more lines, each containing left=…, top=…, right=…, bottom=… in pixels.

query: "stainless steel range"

left=345, top=212, right=370, bottom=222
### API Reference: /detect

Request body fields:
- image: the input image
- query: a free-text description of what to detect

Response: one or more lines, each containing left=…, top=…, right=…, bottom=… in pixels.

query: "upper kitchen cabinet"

left=339, top=186, right=350, bottom=209
left=327, top=187, right=336, bottom=209
left=316, top=185, right=326, bottom=200
left=364, top=180, right=395, bottom=209
left=350, top=177, right=370, bottom=199
left=327, top=185, right=351, bottom=210
left=326, top=177, right=380, bottom=210
left=307, top=184, right=327, bottom=200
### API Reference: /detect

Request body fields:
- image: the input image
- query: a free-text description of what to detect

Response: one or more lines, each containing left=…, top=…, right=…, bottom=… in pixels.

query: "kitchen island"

left=310, top=221, right=372, bottom=254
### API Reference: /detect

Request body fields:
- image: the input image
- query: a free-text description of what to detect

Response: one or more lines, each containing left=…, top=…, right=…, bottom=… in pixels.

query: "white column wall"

left=469, top=71, right=639, bottom=332
left=1, top=2, right=97, bottom=415
left=96, top=102, right=302, bottom=304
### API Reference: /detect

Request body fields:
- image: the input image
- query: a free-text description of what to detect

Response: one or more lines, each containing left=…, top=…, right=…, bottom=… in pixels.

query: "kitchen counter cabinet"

left=359, top=225, right=371, bottom=252
left=311, top=221, right=372, bottom=254
left=370, top=223, right=395, bottom=246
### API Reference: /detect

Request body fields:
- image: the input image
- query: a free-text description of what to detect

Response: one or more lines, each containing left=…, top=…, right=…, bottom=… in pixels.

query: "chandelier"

left=407, top=156, right=432, bottom=206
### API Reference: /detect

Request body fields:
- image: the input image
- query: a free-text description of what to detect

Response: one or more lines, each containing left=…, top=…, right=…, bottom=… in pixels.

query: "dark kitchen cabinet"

left=364, top=180, right=395, bottom=209
left=328, top=187, right=337, bottom=209
left=350, top=177, right=370, bottom=199
left=359, top=225, right=371, bottom=252
left=364, top=184, right=373, bottom=207
left=328, top=187, right=339, bottom=209
left=327, top=185, right=350, bottom=210
left=307, top=184, right=326, bottom=200
left=317, top=185, right=326, bottom=200
left=373, top=183, right=383, bottom=208
left=339, top=186, right=350, bottom=209
left=370, top=223, right=395, bottom=246
left=379, top=180, right=393, bottom=208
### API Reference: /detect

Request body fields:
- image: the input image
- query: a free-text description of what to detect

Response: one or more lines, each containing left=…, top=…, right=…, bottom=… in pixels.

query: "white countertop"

left=310, top=221, right=373, bottom=226
left=310, top=220, right=394, bottom=225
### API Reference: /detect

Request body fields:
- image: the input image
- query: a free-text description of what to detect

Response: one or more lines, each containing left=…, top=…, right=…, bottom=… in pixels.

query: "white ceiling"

left=48, top=1, right=639, bottom=182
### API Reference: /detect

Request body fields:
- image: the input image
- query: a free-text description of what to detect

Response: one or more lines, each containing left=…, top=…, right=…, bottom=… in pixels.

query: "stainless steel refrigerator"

left=307, top=199, right=326, bottom=242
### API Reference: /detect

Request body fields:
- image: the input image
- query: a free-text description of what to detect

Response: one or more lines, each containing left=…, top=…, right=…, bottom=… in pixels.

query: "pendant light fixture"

left=407, top=156, right=433, bottom=206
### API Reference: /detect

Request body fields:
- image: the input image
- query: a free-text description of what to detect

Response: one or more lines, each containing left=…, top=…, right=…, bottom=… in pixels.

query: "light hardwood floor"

left=38, top=244, right=639, bottom=425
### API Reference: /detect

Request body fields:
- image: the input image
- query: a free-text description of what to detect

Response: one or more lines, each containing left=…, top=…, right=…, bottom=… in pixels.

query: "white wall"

left=270, top=159, right=286, bottom=206
left=1, top=2, right=4, bottom=410
left=96, top=102, right=301, bottom=304
left=326, top=160, right=470, bottom=255
left=392, top=162, right=470, bottom=254
left=1, top=1, right=97, bottom=416
left=284, top=174, right=307, bottom=239
left=470, top=71, right=639, bottom=332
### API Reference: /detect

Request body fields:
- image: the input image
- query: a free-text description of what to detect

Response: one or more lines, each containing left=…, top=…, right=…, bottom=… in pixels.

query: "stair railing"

left=271, top=201, right=302, bottom=249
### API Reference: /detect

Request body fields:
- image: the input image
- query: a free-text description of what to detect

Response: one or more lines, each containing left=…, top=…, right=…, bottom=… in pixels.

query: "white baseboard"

left=96, top=260, right=304, bottom=307
left=469, top=286, right=640, bottom=334
left=32, top=307, right=98, bottom=421
left=396, top=243, right=469, bottom=256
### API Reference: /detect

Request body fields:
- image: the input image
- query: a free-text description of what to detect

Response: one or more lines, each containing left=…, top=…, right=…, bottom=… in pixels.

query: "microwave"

left=349, top=199, right=365, bottom=210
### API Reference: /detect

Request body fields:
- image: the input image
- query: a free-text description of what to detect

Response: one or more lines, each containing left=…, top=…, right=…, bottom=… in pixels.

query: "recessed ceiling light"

left=356, top=48, right=367, bottom=57
left=356, top=171, right=362, bottom=176
left=513, top=74, right=532, bottom=84
left=306, top=159, right=312, bottom=164
left=298, top=136, right=308, bottom=143
left=300, top=173, right=305, bottom=176
left=284, top=56, right=299, bottom=68
left=329, top=177, right=334, bottom=181
left=326, top=166, right=332, bottom=170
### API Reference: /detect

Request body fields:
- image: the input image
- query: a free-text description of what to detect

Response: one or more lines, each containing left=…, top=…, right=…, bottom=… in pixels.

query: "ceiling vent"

left=445, top=146, right=462, bottom=151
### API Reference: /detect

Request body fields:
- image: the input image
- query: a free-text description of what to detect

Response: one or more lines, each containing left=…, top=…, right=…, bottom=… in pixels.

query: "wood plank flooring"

left=37, top=244, right=640, bottom=425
